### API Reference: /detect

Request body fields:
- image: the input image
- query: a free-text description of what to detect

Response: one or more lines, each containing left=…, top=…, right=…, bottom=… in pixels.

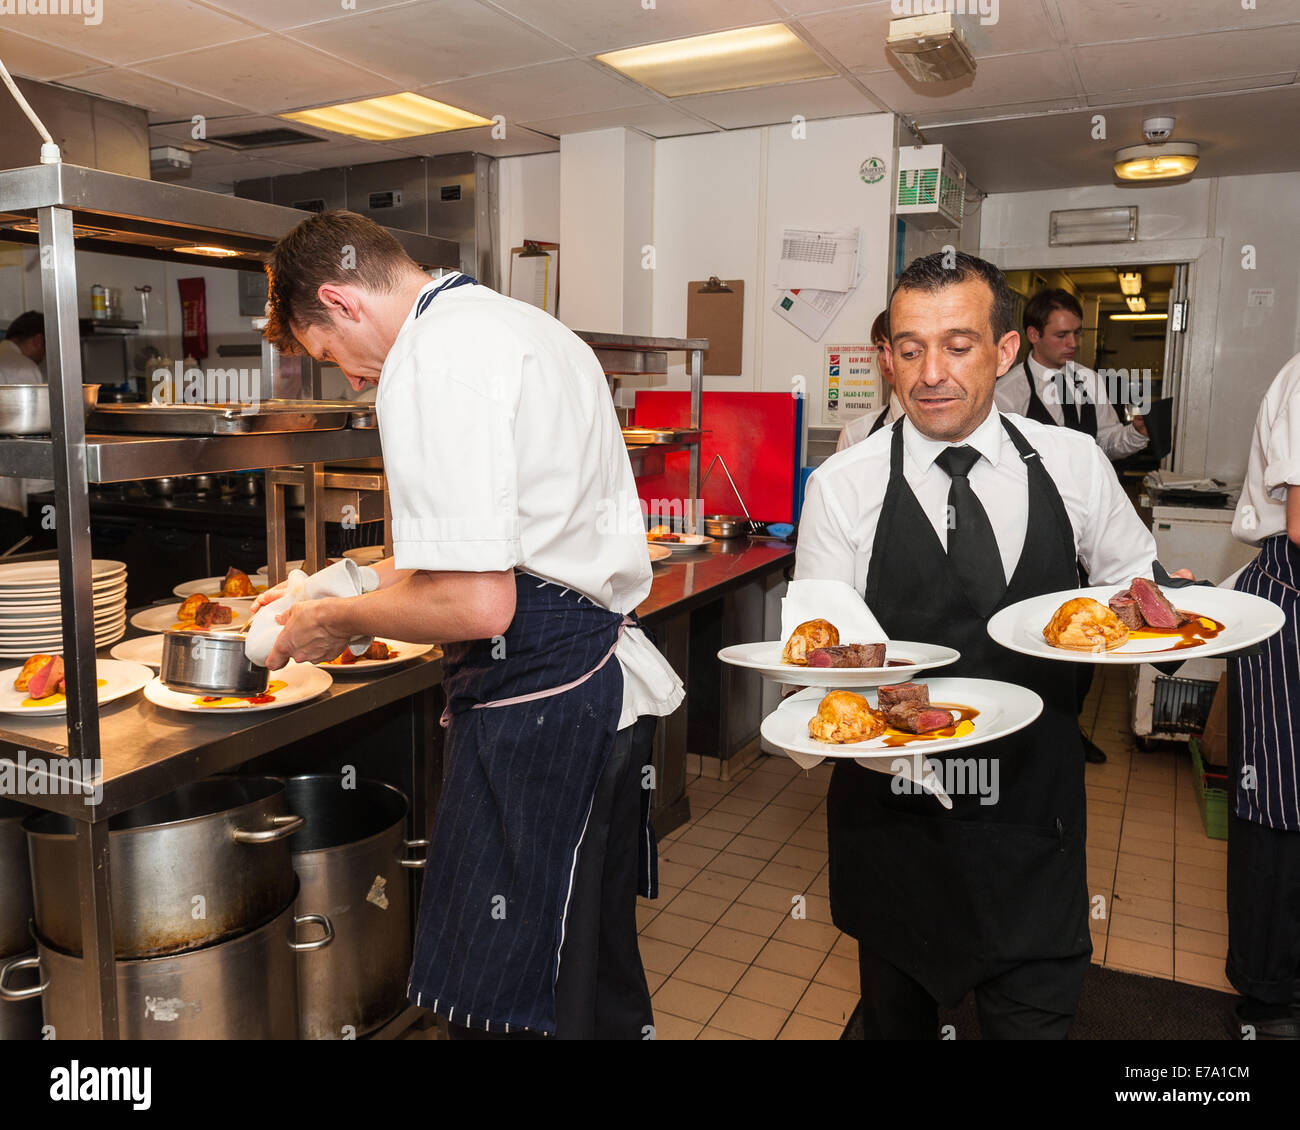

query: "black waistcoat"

left=826, top=415, right=1091, bottom=1010
left=1022, top=358, right=1097, bottom=439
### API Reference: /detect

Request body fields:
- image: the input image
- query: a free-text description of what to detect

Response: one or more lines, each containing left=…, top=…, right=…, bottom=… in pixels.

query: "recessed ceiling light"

left=1113, top=142, right=1199, bottom=181
left=1125, top=295, right=1147, bottom=313
left=1117, top=272, right=1142, bottom=296
left=279, top=93, right=492, bottom=141
left=1109, top=313, right=1168, bottom=321
left=596, top=23, right=834, bottom=98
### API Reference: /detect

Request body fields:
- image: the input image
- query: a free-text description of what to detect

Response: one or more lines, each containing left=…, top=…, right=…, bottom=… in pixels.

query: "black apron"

left=827, top=415, right=1090, bottom=1010
left=1022, top=358, right=1097, bottom=438
left=867, top=400, right=892, bottom=437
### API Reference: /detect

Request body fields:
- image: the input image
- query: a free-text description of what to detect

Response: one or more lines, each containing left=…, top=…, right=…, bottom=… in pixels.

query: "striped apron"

left=1230, top=534, right=1300, bottom=831
left=406, top=572, right=651, bottom=1034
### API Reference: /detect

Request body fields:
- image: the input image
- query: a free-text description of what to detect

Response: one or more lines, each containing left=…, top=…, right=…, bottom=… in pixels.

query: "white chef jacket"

left=0, top=340, right=46, bottom=514
left=835, top=395, right=902, bottom=452
left=376, top=275, right=684, bottom=729
left=994, top=355, right=1148, bottom=462
left=796, top=407, right=1157, bottom=592
left=1233, top=351, right=1300, bottom=545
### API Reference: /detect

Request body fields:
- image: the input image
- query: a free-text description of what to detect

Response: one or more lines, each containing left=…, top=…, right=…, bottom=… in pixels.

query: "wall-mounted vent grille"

left=209, top=128, right=324, bottom=150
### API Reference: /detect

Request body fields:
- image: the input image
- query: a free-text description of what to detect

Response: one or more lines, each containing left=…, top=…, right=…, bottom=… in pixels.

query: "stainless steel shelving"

left=0, top=162, right=458, bottom=1039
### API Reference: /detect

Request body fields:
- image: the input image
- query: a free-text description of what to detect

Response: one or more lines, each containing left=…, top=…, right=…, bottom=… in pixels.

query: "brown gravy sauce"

left=880, top=703, right=979, bottom=747
left=1129, top=614, right=1225, bottom=652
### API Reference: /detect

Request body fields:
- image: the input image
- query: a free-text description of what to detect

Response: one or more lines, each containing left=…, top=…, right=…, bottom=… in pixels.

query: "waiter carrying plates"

left=255, top=211, right=684, bottom=1039
left=796, top=253, right=1163, bottom=1038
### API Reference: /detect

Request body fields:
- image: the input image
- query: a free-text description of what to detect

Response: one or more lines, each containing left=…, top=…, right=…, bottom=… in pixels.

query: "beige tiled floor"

left=643, top=666, right=1231, bottom=1039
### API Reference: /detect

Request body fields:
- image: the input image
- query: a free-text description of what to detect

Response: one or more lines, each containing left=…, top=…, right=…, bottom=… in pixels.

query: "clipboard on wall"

left=687, top=277, right=744, bottom=376
left=508, top=240, right=559, bottom=316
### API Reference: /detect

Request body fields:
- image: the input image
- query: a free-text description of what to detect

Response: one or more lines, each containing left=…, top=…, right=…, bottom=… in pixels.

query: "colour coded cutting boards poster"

left=824, top=343, right=880, bottom=424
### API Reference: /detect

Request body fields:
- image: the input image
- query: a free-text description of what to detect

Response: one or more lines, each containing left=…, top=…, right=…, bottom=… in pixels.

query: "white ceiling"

left=0, top=0, right=1296, bottom=194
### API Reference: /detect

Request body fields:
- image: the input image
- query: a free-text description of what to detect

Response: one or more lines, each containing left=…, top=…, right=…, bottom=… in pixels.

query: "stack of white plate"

left=0, top=559, right=128, bottom=658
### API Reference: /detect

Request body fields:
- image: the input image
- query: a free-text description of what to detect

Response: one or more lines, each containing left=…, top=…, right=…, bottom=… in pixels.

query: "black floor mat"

left=841, top=964, right=1240, bottom=1040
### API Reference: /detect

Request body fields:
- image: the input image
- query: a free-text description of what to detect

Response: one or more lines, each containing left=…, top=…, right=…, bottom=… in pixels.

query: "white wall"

left=496, top=152, right=560, bottom=293
left=980, top=173, right=1300, bottom=481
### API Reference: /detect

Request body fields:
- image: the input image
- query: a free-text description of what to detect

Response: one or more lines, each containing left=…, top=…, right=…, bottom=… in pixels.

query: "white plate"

left=0, top=579, right=128, bottom=601
left=0, top=606, right=125, bottom=630
left=646, top=534, right=713, bottom=554
left=143, top=661, right=332, bottom=713
left=130, top=598, right=255, bottom=634
left=0, top=560, right=124, bottom=588
left=316, top=639, right=437, bottom=674
left=0, top=658, right=152, bottom=716
left=760, top=678, right=1043, bottom=761
left=172, top=575, right=270, bottom=599
left=109, top=635, right=167, bottom=668
left=719, top=640, right=961, bottom=687
left=987, top=584, right=1287, bottom=665
left=648, top=544, right=673, bottom=563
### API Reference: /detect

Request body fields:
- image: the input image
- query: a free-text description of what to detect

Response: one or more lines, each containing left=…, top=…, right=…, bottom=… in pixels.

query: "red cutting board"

left=631, top=391, right=799, bottom=523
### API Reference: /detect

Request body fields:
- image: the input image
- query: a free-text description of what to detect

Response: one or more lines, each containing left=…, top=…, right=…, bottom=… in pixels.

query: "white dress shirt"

left=994, top=355, right=1148, bottom=462
left=796, top=408, right=1157, bottom=593
left=377, top=275, right=684, bottom=728
left=1233, top=351, right=1300, bottom=545
left=835, top=395, right=902, bottom=452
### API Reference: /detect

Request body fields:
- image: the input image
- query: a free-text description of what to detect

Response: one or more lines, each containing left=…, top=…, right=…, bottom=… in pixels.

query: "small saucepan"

left=160, top=629, right=268, bottom=696
left=704, top=514, right=748, bottom=539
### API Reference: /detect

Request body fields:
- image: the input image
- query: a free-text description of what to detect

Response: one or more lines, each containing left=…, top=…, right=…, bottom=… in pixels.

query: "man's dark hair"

left=869, top=309, right=889, bottom=347
left=889, top=253, right=1015, bottom=341
left=4, top=310, right=43, bottom=342
left=1023, top=288, right=1083, bottom=335
left=264, top=210, right=418, bottom=354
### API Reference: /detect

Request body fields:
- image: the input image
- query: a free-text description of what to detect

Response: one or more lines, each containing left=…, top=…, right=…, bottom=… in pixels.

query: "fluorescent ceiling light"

left=1109, top=313, right=1167, bottom=321
left=596, top=23, right=834, bottom=98
left=1113, top=142, right=1199, bottom=181
left=1049, top=206, right=1138, bottom=246
left=1117, top=272, right=1142, bottom=296
left=280, top=93, right=492, bottom=141
left=1125, top=295, right=1147, bottom=312
left=174, top=244, right=241, bottom=258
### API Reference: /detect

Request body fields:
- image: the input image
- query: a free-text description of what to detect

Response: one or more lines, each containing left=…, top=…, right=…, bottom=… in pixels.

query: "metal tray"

left=621, top=428, right=702, bottom=446
left=90, top=400, right=356, bottom=436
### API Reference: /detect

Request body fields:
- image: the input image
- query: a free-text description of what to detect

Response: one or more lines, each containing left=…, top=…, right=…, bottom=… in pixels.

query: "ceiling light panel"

left=596, top=24, right=834, bottom=98
left=280, top=93, right=492, bottom=141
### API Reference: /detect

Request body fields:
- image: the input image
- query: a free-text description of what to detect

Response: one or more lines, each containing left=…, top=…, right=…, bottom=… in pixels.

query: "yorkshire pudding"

left=808, top=690, right=886, bottom=744
left=782, top=618, right=840, bottom=665
left=1043, top=597, right=1130, bottom=652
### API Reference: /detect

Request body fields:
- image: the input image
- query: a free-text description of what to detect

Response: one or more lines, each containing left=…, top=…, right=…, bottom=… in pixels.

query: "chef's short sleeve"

left=1264, top=386, right=1300, bottom=502
left=379, top=345, right=521, bottom=573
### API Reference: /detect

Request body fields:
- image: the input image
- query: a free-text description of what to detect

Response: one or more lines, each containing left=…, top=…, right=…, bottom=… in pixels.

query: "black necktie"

left=1058, top=369, right=1082, bottom=430
left=935, top=445, right=1006, bottom=617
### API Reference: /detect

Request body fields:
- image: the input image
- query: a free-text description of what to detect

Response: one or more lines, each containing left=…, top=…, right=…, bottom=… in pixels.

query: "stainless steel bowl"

left=161, top=629, right=269, bottom=696
left=704, top=514, right=748, bottom=539
left=0, top=384, right=100, bottom=435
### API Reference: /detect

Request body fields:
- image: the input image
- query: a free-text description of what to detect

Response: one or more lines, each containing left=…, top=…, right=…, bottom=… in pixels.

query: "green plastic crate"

left=1189, top=738, right=1228, bottom=841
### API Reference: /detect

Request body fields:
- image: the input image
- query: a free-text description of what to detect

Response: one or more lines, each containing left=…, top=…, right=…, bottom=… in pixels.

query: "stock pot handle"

left=0, top=955, right=48, bottom=1000
left=289, top=913, right=334, bottom=952
left=399, top=838, right=429, bottom=869
left=232, top=814, right=305, bottom=843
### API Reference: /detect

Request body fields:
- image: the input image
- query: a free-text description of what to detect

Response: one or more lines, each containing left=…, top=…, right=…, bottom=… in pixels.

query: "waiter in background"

left=255, top=211, right=684, bottom=1039
left=1226, top=350, right=1300, bottom=1040
left=996, top=288, right=1149, bottom=764
left=836, top=310, right=900, bottom=451
left=798, top=252, right=1159, bottom=1038
left=0, top=311, right=47, bottom=547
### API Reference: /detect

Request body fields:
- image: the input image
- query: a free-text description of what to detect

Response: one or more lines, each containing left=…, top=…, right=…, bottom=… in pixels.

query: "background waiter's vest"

left=1022, top=358, right=1097, bottom=438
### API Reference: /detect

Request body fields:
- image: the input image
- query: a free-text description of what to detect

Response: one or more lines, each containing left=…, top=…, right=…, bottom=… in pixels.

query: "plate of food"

left=986, top=578, right=1286, bottom=665
left=646, top=527, right=713, bottom=553
left=143, top=660, right=332, bottom=713
left=130, top=596, right=255, bottom=634
left=719, top=617, right=961, bottom=687
left=172, top=566, right=267, bottom=599
left=648, top=544, right=673, bottom=563
left=760, top=677, right=1042, bottom=761
left=317, top=639, right=436, bottom=674
left=0, top=656, right=153, bottom=716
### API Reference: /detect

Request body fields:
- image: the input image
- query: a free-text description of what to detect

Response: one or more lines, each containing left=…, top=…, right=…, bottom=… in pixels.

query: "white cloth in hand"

left=245, top=559, right=380, bottom=667
left=780, top=578, right=888, bottom=646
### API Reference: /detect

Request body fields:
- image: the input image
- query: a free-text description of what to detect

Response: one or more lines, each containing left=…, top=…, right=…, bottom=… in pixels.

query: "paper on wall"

left=776, top=228, right=860, bottom=292
left=772, top=286, right=853, bottom=342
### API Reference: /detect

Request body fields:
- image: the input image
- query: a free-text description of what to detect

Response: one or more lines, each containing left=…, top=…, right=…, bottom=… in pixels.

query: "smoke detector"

left=1142, top=117, right=1176, bottom=142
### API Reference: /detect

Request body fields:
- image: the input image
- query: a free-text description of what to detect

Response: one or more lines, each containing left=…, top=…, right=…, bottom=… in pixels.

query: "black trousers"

left=856, top=949, right=1087, bottom=1040
left=447, top=714, right=657, bottom=1041
left=1227, top=809, right=1300, bottom=1006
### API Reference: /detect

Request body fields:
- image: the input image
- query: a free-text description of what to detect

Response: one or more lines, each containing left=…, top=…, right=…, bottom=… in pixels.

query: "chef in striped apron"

left=1226, top=350, right=1300, bottom=1040
left=257, top=211, right=684, bottom=1039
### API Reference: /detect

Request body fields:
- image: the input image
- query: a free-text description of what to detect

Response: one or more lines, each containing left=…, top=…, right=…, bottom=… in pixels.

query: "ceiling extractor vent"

left=208, top=128, right=325, bottom=150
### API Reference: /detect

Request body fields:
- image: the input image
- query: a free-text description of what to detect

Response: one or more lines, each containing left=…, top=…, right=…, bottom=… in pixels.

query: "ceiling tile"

left=9, top=0, right=257, bottom=66
left=520, top=104, right=719, bottom=139
left=773, top=0, right=890, bottom=13
left=484, top=0, right=786, bottom=53
left=1057, top=0, right=1293, bottom=44
left=59, top=68, right=257, bottom=120
left=0, top=27, right=106, bottom=80
left=1075, top=25, right=1300, bottom=94
left=285, top=0, right=570, bottom=86
left=1084, top=73, right=1297, bottom=109
left=675, top=75, right=877, bottom=129
left=856, top=49, right=1078, bottom=116
left=420, top=59, right=655, bottom=123
left=145, top=36, right=395, bottom=114
left=385, top=125, right=561, bottom=157
left=201, top=0, right=415, bottom=33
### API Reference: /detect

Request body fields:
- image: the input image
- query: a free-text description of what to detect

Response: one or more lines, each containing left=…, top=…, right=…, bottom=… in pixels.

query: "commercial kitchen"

left=0, top=0, right=1298, bottom=1055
